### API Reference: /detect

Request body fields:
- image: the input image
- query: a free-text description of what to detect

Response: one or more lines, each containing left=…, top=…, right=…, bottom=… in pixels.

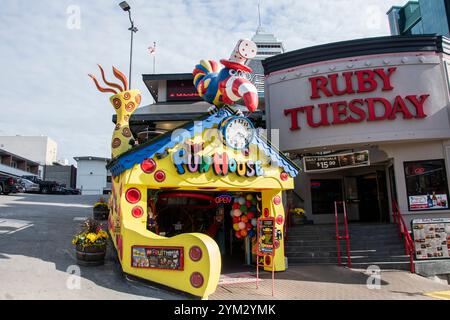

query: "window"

left=311, top=179, right=343, bottom=214
left=404, top=159, right=450, bottom=211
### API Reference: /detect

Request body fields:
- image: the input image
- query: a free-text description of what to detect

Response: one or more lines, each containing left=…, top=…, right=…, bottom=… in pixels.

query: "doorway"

left=356, top=171, right=390, bottom=223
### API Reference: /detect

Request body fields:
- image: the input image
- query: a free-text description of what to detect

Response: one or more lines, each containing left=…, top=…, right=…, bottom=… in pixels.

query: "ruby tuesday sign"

left=284, top=67, right=430, bottom=130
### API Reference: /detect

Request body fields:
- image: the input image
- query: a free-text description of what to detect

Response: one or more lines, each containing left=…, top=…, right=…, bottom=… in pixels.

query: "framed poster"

left=131, top=246, right=184, bottom=270
left=257, top=218, right=275, bottom=256
left=411, top=218, right=450, bottom=260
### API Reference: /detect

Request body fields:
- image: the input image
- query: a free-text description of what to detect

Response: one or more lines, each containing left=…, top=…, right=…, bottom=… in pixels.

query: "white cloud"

left=0, top=0, right=401, bottom=164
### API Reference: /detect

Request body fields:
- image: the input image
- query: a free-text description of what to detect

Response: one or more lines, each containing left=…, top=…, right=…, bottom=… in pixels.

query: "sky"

left=0, top=0, right=402, bottom=164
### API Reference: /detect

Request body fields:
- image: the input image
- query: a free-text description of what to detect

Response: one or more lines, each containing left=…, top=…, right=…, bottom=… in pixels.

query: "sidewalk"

left=210, top=265, right=450, bottom=300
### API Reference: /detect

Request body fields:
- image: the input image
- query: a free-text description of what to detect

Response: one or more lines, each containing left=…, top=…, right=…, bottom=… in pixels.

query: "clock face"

left=221, top=117, right=255, bottom=150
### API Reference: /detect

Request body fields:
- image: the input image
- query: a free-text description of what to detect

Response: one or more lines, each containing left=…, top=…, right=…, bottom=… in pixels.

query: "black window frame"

left=404, top=159, right=450, bottom=212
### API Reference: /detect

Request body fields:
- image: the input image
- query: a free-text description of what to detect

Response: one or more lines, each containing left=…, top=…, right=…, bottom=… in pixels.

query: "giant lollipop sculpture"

left=193, top=39, right=259, bottom=113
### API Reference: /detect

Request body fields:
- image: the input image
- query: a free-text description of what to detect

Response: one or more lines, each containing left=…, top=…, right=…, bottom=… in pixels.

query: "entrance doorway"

left=355, top=171, right=390, bottom=223
left=146, top=190, right=261, bottom=272
left=341, top=170, right=390, bottom=223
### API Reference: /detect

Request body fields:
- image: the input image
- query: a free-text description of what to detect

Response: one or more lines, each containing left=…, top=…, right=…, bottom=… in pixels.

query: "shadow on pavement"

left=0, top=193, right=183, bottom=299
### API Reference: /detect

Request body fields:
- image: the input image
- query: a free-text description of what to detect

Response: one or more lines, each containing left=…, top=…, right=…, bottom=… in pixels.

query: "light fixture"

left=119, top=1, right=131, bottom=11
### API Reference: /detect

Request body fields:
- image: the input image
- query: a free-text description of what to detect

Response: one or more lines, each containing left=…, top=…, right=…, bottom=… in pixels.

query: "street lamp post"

left=119, top=1, right=138, bottom=88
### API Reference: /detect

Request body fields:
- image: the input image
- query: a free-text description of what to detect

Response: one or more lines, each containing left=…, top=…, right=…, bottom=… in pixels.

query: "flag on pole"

left=148, top=42, right=156, bottom=55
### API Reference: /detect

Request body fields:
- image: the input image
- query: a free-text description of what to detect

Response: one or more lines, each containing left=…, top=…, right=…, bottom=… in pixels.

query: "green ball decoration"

left=240, top=205, right=248, bottom=213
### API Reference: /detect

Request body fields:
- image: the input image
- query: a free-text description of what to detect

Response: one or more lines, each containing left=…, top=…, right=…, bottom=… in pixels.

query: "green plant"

left=72, top=218, right=108, bottom=248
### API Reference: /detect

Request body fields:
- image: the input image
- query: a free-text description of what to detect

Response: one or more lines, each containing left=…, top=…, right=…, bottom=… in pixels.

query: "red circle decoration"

left=189, top=246, right=203, bottom=262
left=125, top=188, right=141, bottom=204
left=154, top=170, right=166, bottom=182
left=273, top=196, right=281, bottom=205
left=263, top=208, right=270, bottom=217
left=141, top=158, right=156, bottom=174
left=276, top=215, right=284, bottom=225
left=265, top=255, right=271, bottom=265
left=280, top=172, right=289, bottom=181
left=131, top=206, right=144, bottom=218
left=190, top=272, right=204, bottom=288
left=274, top=240, right=280, bottom=249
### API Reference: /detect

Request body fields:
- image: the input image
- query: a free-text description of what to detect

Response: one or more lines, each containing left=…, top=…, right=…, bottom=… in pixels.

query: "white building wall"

left=75, top=159, right=108, bottom=195
left=0, top=136, right=57, bottom=165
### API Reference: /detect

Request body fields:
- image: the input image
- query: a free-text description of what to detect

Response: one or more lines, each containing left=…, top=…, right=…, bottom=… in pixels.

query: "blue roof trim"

left=252, top=135, right=300, bottom=178
left=108, top=107, right=300, bottom=178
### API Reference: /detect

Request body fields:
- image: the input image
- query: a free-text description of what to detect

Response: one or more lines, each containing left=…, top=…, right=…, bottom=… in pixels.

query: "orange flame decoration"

left=88, top=65, right=129, bottom=95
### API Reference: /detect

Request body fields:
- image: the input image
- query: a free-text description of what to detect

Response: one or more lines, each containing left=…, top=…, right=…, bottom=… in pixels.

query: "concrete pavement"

left=1, top=193, right=449, bottom=300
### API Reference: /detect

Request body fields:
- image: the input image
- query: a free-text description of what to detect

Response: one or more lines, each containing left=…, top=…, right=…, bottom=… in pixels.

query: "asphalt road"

left=0, top=193, right=183, bottom=300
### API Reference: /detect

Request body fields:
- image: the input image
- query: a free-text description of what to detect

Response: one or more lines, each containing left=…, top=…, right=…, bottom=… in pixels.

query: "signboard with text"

left=131, top=246, right=184, bottom=270
left=303, top=150, right=369, bottom=173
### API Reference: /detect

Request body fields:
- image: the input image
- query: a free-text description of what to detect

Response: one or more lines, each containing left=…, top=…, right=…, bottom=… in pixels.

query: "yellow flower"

left=86, top=233, right=98, bottom=243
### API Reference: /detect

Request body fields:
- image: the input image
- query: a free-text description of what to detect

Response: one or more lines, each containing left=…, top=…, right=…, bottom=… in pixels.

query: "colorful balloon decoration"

left=229, top=193, right=262, bottom=240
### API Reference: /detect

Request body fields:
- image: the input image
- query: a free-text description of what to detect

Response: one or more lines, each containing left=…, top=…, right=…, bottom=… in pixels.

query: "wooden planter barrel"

left=76, top=244, right=106, bottom=266
left=93, top=206, right=109, bottom=220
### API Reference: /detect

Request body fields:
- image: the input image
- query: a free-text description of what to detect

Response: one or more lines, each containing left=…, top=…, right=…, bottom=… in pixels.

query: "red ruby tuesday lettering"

left=283, top=67, right=430, bottom=130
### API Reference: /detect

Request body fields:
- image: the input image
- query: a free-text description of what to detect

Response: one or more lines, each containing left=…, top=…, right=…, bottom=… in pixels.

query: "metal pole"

left=129, top=27, right=133, bottom=88
left=127, top=10, right=137, bottom=88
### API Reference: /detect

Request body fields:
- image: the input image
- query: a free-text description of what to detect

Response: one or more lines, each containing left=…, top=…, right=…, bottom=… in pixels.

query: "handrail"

left=334, top=201, right=351, bottom=268
left=392, top=200, right=415, bottom=273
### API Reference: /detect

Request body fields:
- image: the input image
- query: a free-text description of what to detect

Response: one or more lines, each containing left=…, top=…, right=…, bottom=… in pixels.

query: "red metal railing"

left=334, top=201, right=351, bottom=268
left=391, top=200, right=415, bottom=273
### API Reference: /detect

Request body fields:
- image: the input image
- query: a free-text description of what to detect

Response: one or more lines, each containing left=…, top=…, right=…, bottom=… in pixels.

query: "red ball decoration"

left=247, top=212, right=255, bottom=219
left=264, top=208, right=270, bottom=217
left=235, top=231, right=242, bottom=239
left=232, top=203, right=240, bottom=210
left=154, top=170, right=166, bottom=182
left=131, top=206, right=144, bottom=218
left=141, top=158, right=156, bottom=174
left=274, top=240, right=280, bottom=249
left=245, top=200, right=252, bottom=208
left=276, top=215, right=284, bottom=225
left=190, top=272, right=204, bottom=288
left=280, top=172, right=289, bottom=181
left=189, top=246, right=203, bottom=262
left=232, top=216, right=240, bottom=224
left=246, top=222, right=253, bottom=230
left=273, top=196, right=281, bottom=205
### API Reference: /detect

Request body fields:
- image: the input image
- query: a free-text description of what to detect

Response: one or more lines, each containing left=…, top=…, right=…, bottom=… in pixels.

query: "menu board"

left=131, top=246, right=184, bottom=270
left=303, top=150, right=369, bottom=173
left=411, top=218, right=450, bottom=260
left=257, top=218, right=275, bottom=256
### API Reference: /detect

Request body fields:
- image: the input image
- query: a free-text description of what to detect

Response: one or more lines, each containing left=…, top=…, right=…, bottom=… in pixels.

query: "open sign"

left=215, top=195, right=232, bottom=204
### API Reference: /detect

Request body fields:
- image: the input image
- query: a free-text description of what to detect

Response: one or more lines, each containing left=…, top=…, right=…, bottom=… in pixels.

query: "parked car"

left=18, top=178, right=40, bottom=193
left=0, top=176, right=17, bottom=195
left=21, top=175, right=63, bottom=194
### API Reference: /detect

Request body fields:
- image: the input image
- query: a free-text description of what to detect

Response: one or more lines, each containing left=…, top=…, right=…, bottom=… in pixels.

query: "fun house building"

left=264, top=35, right=450, bottom=227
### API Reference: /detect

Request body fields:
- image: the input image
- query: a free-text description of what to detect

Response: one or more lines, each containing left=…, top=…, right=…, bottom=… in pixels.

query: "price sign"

left=303, top=150, right=369, bottom=173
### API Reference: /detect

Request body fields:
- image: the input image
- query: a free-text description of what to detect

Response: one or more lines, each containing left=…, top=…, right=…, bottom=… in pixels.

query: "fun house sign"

left=283, top=67, right=430, bottom=130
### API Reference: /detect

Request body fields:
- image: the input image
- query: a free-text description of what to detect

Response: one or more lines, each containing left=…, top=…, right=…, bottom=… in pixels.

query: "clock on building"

left=220, top=116, right=255, bottom=150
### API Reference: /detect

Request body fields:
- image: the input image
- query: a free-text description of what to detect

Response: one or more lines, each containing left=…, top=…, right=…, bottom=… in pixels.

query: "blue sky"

left=0, top=0, right=401, bottom=164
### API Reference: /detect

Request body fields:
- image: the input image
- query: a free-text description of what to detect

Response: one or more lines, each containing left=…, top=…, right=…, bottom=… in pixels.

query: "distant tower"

left=247, top=3, right=285, bottom=97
